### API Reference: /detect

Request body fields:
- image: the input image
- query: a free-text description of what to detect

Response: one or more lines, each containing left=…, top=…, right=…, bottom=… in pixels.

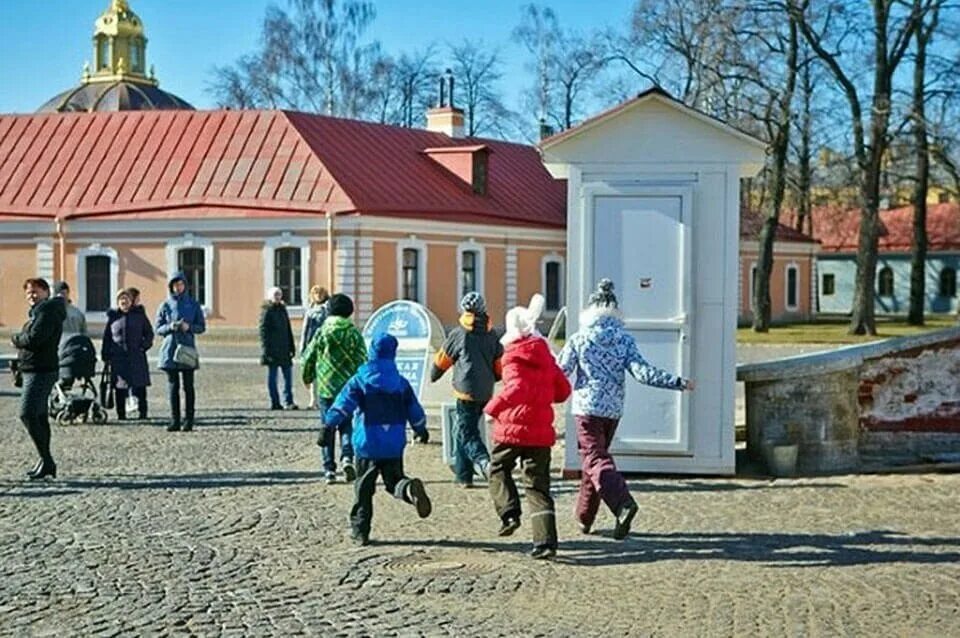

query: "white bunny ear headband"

left=501, top=293, right=546, bottom=345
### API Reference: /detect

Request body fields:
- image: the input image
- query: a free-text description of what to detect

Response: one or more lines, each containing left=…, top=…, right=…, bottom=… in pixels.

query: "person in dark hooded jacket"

left=155, top=272, right=205, bottom=432
left=430, top=292, right=503, bottom=487
left=102, top=288, right=154, bottom=420
left=259, top=286, right=297, bottom=410
left=11, top=277, right=65, bottom=479
left=325, top=333, right=432, bottom=546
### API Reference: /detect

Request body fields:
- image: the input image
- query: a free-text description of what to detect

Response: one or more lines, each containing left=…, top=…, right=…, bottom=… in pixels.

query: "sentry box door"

left=586, top=186, right=692, bottom=455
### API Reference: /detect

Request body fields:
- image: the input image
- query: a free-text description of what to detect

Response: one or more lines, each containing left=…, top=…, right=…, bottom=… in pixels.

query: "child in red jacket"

left=484, top=294, right=571, bottom=560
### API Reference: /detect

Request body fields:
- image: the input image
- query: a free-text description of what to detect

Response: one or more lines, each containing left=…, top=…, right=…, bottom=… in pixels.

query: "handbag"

left=172, top=343, right=199, bottom=369
left=99, top=361, right=114, bottom=409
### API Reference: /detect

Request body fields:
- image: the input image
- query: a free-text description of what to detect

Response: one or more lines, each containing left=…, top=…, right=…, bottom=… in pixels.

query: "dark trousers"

left=115, top=386, right=148, bottom=419
left=318, top=396, right=354, bottom=472
left=488, top=443, right=556, bottom=548
left=575, top=415, right=633, bottom=526
left=350, top=457, right=414, bottom=537
left=19, top=371, right=57, bottom=463
left=266, top=364, right=293, bottom=407
left=165, top=369, right=195, bottom=426
left=454, top=399, right=490, bottom=484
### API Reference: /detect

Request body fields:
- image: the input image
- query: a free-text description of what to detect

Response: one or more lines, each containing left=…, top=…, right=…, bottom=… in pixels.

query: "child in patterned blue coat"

left=558, top=279, right=694, bottom=540
left=325, top=332, right=432, bottom=545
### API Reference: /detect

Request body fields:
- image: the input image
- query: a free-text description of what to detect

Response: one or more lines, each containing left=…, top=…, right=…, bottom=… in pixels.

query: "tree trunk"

left=908, top=4, right=938, bottom=325
left=796, top=61, right=813, bottom=236
left=753, top=19, right=799, bottom=332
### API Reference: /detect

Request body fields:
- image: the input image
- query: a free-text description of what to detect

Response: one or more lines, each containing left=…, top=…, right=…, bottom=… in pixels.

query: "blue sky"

left=0, top=0, right=636, bottom=115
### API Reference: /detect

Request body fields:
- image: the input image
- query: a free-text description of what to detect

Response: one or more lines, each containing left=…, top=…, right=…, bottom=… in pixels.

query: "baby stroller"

left=49, top=334, right=108, bottom=425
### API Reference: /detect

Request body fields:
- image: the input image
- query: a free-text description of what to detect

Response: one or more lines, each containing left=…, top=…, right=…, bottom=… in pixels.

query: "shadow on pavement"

left=0, top=470, right=323, bottom=492
left=553, top=529, right=960, bottom=568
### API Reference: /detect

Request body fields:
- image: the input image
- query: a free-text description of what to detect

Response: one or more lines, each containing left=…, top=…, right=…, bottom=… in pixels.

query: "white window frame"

left=397, top=237, right=428, bottom=305
left=166, top=234, right=215, bottom=316
left=456, top=239, right=485, bottom=310
left=821, top=272, right=836, bottom=296
left=785, top=262, right=800, bottom=311
left=541, top=253, right=565, bottom=314
left=263, top=232, right=311, bottom=316
left=76, top=244, right=119, bottom=320
left=749, top=262, right=757, bottom=311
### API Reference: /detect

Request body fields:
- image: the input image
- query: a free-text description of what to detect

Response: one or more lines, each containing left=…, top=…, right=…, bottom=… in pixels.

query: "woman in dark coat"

left=260, top=286, right=297, bottom=410
left=102, top=288, right=154, bottom=420
left=11, top=277, right=65, bottom=479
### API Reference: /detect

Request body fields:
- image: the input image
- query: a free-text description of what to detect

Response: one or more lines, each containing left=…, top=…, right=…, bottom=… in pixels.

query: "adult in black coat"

left=102, top=289, right=154, bottom=420
left=11, top=277, right=65, bottom=479
left=259, top=287, right=297, bottom=410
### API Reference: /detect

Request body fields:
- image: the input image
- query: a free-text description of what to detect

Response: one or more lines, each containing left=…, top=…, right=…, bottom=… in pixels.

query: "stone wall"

left=738, top=327, right=960, bottom=474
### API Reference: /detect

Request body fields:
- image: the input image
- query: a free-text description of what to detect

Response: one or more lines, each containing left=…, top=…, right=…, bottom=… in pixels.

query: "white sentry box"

left=541, top=89, right=765, bottom=476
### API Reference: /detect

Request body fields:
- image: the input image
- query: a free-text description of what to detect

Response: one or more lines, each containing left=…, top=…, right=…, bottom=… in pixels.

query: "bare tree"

left=208, top=0, right=385, bottom=118
left=790, top=0, right=925, bottom=335
left=908, top=1, right=945, bottom=325
left=449, top=40, right=506, bottom=137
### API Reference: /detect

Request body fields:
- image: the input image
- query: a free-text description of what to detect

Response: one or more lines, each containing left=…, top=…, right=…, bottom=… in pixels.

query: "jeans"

left=350, top=457, right=413, bottom=537
left=166, top=369, right=195, bottom=426
left=488, top=443, right=556, bottom=548
left=318, top=396, right=354, bottom=472
left=19, top=371, right=57, bottom=463
left=454, top=399, right=490, bottom=484
left=266, top=364, right=294, bottom=407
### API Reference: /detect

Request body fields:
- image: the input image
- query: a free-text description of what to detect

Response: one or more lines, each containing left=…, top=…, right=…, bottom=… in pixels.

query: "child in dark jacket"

left=485, top=294, right=571, bottom=560
left=325, top=333, right=433, bottom=546
left=430, top=292, right=503, bottom=487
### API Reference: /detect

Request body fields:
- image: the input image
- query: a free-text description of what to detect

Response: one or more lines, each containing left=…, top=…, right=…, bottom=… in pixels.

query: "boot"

left=182, top=418, right=194, bottom=432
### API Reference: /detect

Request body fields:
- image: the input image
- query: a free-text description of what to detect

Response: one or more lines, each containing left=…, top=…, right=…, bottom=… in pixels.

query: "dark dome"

left=38, top=81, right=193, bottom=113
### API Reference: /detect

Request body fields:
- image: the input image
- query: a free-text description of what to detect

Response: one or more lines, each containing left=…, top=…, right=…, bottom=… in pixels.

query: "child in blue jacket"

left=325, top=332, right=432, bottom=545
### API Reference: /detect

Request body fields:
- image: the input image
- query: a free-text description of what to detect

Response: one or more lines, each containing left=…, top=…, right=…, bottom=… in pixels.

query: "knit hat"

left=53, top=280, right=70, bottom=296
left=459, top=291, right=486, bottom=315
left=588, top=278, right=618, bottom=308
left=501, top=293, right=546, bottom=345
left=327, top=293, right=354, bottom=318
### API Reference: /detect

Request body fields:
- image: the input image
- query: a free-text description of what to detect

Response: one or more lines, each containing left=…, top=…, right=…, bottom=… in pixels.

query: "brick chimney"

left=426, top=69, right=465, bottom=138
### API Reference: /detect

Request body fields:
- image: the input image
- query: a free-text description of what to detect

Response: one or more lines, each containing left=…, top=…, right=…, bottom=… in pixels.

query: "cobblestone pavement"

left=1, top=358, right=959, bottom=637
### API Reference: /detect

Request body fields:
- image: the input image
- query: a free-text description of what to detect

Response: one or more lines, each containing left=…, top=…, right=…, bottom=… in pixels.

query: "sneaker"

left=350, top=530, right=369, bottom=546
left=270, top=403, right=283, bottom=411
left=182, top=419, right=194, bottom=432
left=530, top=545, right=557, bottom=560
left=166, top=422, right=181, bottom=432
left=579, top=522, right=592, bottom=535
left=474, top=459, right=491, bottom=481
left=408, top=478, right=432, bottom=519
left=613, top=501, right=639, bottom=540
left=456, top=481, right=475, bottom=489
left=284, top=403, right=299, bottom=411
left=498, top=516, right=521, bottom=537
left=342, top=460, right=356, bottom=483
left=324, top=471, right=337, bottom=485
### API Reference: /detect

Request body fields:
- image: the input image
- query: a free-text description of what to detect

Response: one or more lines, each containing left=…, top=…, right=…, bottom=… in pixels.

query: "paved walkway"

left=1, top=362, right=958, bottom=637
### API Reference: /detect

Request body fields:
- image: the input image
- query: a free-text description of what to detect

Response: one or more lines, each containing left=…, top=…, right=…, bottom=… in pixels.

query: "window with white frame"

left=822, top=273, right=836, bottom=296
left=166, top=235, right=214, bottom=313
left=77, top=245, right=118, bottom=316
left=396, top=238, right=427, bottom=304
left=541, top=255, right=564, bottom=312
left=457, top=240, right=485, bottom=303
left=263, top=233, right=310, bottom=310
left=785, top=263, right=799, bottom=310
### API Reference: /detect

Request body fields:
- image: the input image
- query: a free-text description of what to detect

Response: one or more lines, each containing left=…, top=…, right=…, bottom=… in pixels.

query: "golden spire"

left=87, top=0, right=155, bottom=85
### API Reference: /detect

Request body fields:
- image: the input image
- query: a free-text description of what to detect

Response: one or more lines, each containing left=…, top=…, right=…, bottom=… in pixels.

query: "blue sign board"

left=394, top=356, right=425, bottom=392
left=363, top=301, right=430, bottom=340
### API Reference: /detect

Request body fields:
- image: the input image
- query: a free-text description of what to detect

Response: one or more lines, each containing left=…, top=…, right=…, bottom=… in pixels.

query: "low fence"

left=737, top=327, right=960, bottom=475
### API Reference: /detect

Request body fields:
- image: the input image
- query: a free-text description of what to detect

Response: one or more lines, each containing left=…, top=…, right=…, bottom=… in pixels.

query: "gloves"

left=413, top=428, right=429, bottom=444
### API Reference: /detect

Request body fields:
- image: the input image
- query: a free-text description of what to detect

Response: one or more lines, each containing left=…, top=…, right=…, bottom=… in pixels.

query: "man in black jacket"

left=11, top=278, right=65, bottom=479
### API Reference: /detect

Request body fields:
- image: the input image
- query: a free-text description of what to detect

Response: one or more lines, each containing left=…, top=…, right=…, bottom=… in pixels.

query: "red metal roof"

left=808, top=203, right=960, bottom=252
left=740, top=207, right=819, bottom=244
left=0, top=109, right=566, bottom=227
